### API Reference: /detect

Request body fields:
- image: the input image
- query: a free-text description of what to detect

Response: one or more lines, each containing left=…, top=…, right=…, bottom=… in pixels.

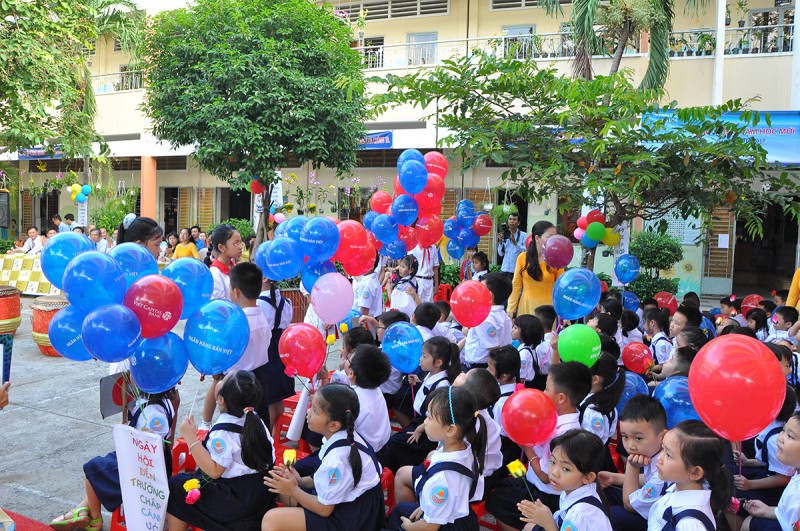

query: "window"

left=356, top=148, right=436, bottom=167
left=336, top=0, right=448, bottom=21
left=502, top=25, right=536, bottom=59
left=362, top=37, right=385, bottom=68
left=118, top=64, right=143, bottom=91
left=111, top=157, right=142, bottom=171
left=156, top=156, right=188, bottom=171
left=407, top=32, right=437, bottom=65
left=113, top=39, right=122, bottom=52
left=83, top=39, right=96, bottom=56
left=748, top=7, right=794, bottom=52
left=29, top=159, right=84, bottom=173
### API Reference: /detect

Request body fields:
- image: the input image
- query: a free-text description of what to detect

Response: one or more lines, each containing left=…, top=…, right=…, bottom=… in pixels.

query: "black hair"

left=52, top=214, right=61, bottom=222
left=377, top=309, right=410, bottom=327
left=507, top=212, right=521, bottom=222
left=399, top=254, right=418, bottom=279
left=90, top=227, right=101, bottom=236
left=73, top=226, right=84, bottom=233
left=766, top=342, right=793, bottom=364
left=641, top=297, right=658, bottom=308
left=462, top=368, right=501, bottom=410
left=229, top=262, right=263, bottom=300
left=427, top=387, right=487, bottom=475
left=466, top=246, right=478, bottom=252
left=671, top=420, right=733, bottom=513
left=434, top=300, right=451, bottom=320
left=645, top=307, right=670, bottom=333
left=583, top=352, right=624, bottom=416
left=601, top=298, right=623, bottom=321
left=191, top=224, right=202, bottom=232
left=671, top=346, right=698, bottom=374
left=217, top=370, right=274, bottom=472
left=472, top=251, right=489, bottom=272
left=205, top=223, right=239, bottom=266
left=180, top=227, right=196, bottom=244
left=343, top=326, right=376, bottom=353
left=775, top=289, right=790, bottom=301
left=165, top=230, right=178, bottom=245
left=65, top=213, right=75, bottom=221
left=678, top=326, right=710, bottom=350
left=599, top=333, right=620, bottom=360
left=776, top=306, right=799, bottom=326
left=606, top=290, right=622, bottom=302
left=524, top=221, right=555, bottom=281
left=719, top=296, right=741, bottom=311
left=348, top=345, right=392, bottom=389
left=719, top=323, right=739, bottom=336
left=489, top=345, right=521, bottom=382
left=118, top=216, right=163, bottom=245
left=759, top=300, right=777, bottom=314
left=778, top=385, right=797, bottom=423
left=424, top=336, right=462, bottom=383
left=414, top=302, right=441, bottom=330
left=548, top=361, right=592, bottom=408
left=594, top=313, right=618, bottom=337
left=534, top=305, right=557, bottom=331
left=730, top=327, right=757, bottom=339
left=483, top=271, right=512, bottom=305
left=682, top=292, right=701, bottom=307
left=514, top=314, right=544, bottom=347
left=620, top=310, right=639, bottom=337
left=549, top=429, right=606, bottom=478
left=675, top=304, right=703, bottom=327
left=619, top=395, right=668, bottom=433
left=316, top=384, right=363, bottom=487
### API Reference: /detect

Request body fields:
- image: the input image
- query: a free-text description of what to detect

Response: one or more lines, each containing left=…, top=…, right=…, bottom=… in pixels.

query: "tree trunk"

left=609, top=20, right=631, bottom=76
left=254, top=186, right=270, bottom=251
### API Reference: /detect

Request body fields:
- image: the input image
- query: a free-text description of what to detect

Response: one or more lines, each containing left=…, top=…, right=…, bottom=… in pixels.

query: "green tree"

left=143, top=0, right=369, bottom=245
left=628, top=231, right=683, bottom=298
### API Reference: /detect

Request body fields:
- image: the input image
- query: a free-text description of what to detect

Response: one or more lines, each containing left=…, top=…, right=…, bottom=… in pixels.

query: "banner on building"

left=358, top=131, right=393, bottom=150
left=18, top=146, right=64, bottom=160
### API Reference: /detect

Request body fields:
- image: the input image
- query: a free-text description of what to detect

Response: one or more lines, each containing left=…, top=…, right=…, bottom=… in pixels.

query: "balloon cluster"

left=70, top=183, right=93, bottom=204
left=43, top=233, right=245, bottom=393
left=443, top=199, right=493, bottom=260
left=572, top=209, right=620, bottom=249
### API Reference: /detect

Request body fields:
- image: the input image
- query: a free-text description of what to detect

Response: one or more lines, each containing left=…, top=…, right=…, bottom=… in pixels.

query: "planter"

left=738, top=20, right=746, bottom=27
left=282, top=288, right=310, bottom=324
left=726, top=17, right=732, bottom=25
left=677, top=51, right=685, bottom=57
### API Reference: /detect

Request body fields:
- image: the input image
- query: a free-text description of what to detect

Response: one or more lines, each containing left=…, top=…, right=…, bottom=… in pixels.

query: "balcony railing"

left=92, top=70, right=144, bottom=94
left=669, top=24, right=794, bottom=56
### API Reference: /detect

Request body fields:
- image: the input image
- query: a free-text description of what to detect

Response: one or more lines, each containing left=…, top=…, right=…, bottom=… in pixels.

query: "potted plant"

left=677, top=36, right=688, bottom=56
left=698, top=33, right=715, bottom=55
left=725, top=4, right=732, bottom=26
left=750, top=29, right=762, bottom=53
left=768, top=34, right=779, bottom=52
left=737, top=0, right=749, bottom=27
left=739, top=35, right=750, bottom=53
left=532, top=34, right=544, bottom=58
left=669, top=35, right=678, bottom=56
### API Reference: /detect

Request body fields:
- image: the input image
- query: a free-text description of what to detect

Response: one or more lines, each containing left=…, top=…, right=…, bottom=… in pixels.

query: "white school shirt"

left=416, top=444, right=484, bottom=525
left=526, top=412, right=581, bottom=495
left=17, top=237, right=43, bottom=255
left=300, top=283, right=328, bottom=333
left=616, top=326, right=644, bottom=350
left=257, top=289, right=293, bottom=330
left=472, top=269, right=487, bottom=281
left=227, top=307, right=271, bottom=373
left=552, top=483, right=613, bottom=531
left=315, top=430, right=381, bottom=505
left=518, top=343, right=536, bottom=382
left=492, top=383, right=517, bottom=437
left=535, top=333, right=556, bottom=375
left=647, top=486, right=715, bottom=531
left=450, top=322, right=466, bottom=343
left=410, top=245, right=439, bottom=279
left=416, top=325, right=433, bottom=343
left=777, top=472, right=800, bottom=530
left=391, top=277, right=418, bottom=318
left=479, top=409, right=503, bottom=477
left=380, top=366, right=403, bottom=395
left=413, top=371, right=449, bottom=415
left=755, top=419, right=795, bottom=476
left=629, top=451, right=670, bottom=519
left=579, top=393, right=618, bottom=444
left=463, top=305, right=513, bottom=365
left=755, top=328, right=768, bottom=341
left=210, top=266, right=230, bottom=300
left=352, top=385, right=392, bottom=452
left=733, top=313, right=748, bottom=328
left=766, top=329, right=798, bottom=345
left=352, top=272, right=383, bottom=318
left=432, top=322, right=456, bottom=342
left=650, top=332, right=672, bottom=365
left=131, top=398, right=173, bottom=438
left=206, top=412, right=275, bottom=479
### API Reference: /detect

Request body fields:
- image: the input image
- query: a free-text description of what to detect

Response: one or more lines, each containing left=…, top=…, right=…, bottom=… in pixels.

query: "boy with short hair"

left=766, top=306, right=799, bottom=345
left=531, top=305, right=559, bottom=390
left=774, top=289, right=789, bottom=307
left=459, top=272, right=513, bottom=370
left=488, top=345, right=522, bottom=465
left=457, top=367, right=504, bottom=489
left=431, top=300, right=456, bottom=342
left=720, top=296, right=748, bottom=327
left=412, top=302, right=440, bottom=342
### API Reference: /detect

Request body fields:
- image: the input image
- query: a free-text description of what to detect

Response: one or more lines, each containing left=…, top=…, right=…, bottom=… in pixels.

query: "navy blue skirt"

left=304, top=482, right=386, bottom=531
left=386, top=501, right=479, bottom=530
left=84, top=449, right=172, bottom=512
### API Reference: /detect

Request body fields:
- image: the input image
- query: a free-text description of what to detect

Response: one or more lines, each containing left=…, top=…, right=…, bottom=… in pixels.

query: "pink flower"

left=284, top=365, right=298, bottom=378
left=186, top=489, right=201, bottom=504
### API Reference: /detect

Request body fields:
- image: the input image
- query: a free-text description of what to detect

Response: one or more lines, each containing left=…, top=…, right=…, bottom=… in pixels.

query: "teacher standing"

left=507, top=220, right=562, bottom=318
left=497, top=212, right=527, bottom=282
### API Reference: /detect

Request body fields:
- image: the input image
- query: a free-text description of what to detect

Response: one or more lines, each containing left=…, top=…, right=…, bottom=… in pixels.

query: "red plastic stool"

left=284, top=391, right=302, bottom=414
left=380, top=467, right=396, bottom=516
left=471, top=500, right=502, bottom=531
left=111, top=507, right=204, bottom=531
left=434, top=283, right=452, bottom=302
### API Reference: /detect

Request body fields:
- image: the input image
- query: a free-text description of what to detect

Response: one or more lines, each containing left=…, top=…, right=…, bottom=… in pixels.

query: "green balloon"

left=586, top=222, right=606, bottom=241
left=557, top=324, right=601, bottom=367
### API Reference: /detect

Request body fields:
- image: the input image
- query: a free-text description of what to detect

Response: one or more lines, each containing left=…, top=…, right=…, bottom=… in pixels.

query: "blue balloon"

left=285, top=216, right=309, bottom=241
left=62, top=251, right=127, bottom=313
left=362, top=210, right=379, bottom=231
left=302, top=260, right=337, bottom=292
left=396, top=149, right=425, bottom=172
left=184, top=300, right=250, bottom=375
left=617, top=372, right=650, bottom=413
left=399, top=160, right=428, bottom=195
left=458, top=228, right=480, bottom=248
left=391, top=194, right=419, bottom=227
left=300, top=218, right=339, bottom=263
left=76, top=193, right=87, bottom=203
left=48, top=306, right=92, bottom=361
left=41, top=232, right=95, bottom=289
left=456, top=200, right=475, bottom=216
left=443, top=218, right=460, bottom=239
left=337, top=309, right=362, bottom=332
left=274, top=221, right=289, bottom=238
left=580, top=233, right=600, bottom=248
left=81, top=304, right=142, bottom=363
left=253, top=242, right=278, bottom=280
left=383, top=239, right=407, bottom=260
left=162, top=259, right=214, bottom=319
left=552, top=267, right=602, bottom=320
left=653, top=376, right=700, bottom=429
left=267, top=237, right=304, bottom=280
left=614, top=254, right=641, bottom=284
left=109, top=242, right=159, bottom=289
left=81, top=184, right=92, bottom=196
left=446, top=239, right=464, bottom=260
left=372, top=214, right=399, bottom=244
left=457, top=211, right=476, bottom=230
left=622, top=291, right=640, bottom=312
left=383, top=321, right=423, bottom=373
left=130, top=332, right=189, bottom=393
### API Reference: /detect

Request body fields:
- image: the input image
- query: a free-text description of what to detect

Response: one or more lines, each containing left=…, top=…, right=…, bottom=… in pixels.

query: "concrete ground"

left=0, top=296, right=342, bottom=527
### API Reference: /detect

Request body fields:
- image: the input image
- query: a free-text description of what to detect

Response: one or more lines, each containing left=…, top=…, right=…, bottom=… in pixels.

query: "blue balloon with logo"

left=622, top=290, right=640, bottom=312
left=446, top=239, right=464, bottom=260
left=184, top=300, right=250, bottom=375
left=41, top=232, right=95, bottom=289
left=266, top=237, right=304, bottom=280
left=615, top=254, right=641, bottom=284
left=48, top=306, right=92, bottom=361
left=457, top=210, right=476, bottom=230
left=443, top=218, right=460, bottom=239
left=391, top=194, right=419, bottom=227
left=372, top=214, right=399, bottom=244
left=458, top=228, right=480, bottom=248
left=382, top=239, right=407, bottom=260
left=617, top=372, right=650, bottom=413
left=653, top=376, right=700, bottom=429
left=362, top=210, right=379, bottom=231
left=552, top=267, right=602, bottom=320
left=130, top=332, right=189, bottom=393
left=81, top=304, right=142, bottom=363
left=285, top=215, right=309, bottom=241
left=396, top=149, right=425, bottom=172
left=580, top=233, right=600, bottom=249
left=62, top=252, right=127, bottom=313
left=162, top=258, right=214, bottom=319
left=274, top=221, right=288, bottom=238
left=456, top=200, right=475, bottom=216
left=109, top=242, right=159, bottom=289
left=252, top=241, right=276, bottom=280
left=383, top=321, right=423, bottom=373
left=300, top=218, right=339, bottom=263
left=302, top=260, right=337, bottom=292
left=399, top=160, right=428, bottom=194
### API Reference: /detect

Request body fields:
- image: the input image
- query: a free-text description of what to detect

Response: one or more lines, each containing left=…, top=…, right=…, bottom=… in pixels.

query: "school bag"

left=658, top=506, right=715, bottom=531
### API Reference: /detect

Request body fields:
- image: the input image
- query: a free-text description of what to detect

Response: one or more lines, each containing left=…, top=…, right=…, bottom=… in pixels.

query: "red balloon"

left=501, top=389, right=558, bottom=447
left=472, top=214, right=493, bottom=236
left=654, top=292, right=678, bottom=316
left=689, top=335, right=787, bottom=441
left=741, top=294, right=764, bottom=318
left=398, top=225, right=418, bottom=251
left=621, top=342, right=654, bottom=374
left=413, top=174, right=445, bottom=214
left=599, top=280, right=609, bottom=293
left=416, top=215, right=444, bottom=248
left=418, top=201, right=442, bottom=217
left=541, top=234, right=574, bottom=269
left=335, top=220, right=368, bottom=262
left=576, top=216, right=589, bottom=230
left=123, top=275, right=183, bottom=339
left=249, top=179, right=265, bottom=194
left=586, top=209, right=605, bottom=225
left=451, top=280, right=492, bottom=328
left=342, top=243, right=376, bottom=277
left=366, top=232, right=382, bottom=251
left=369, top=191, right=392, bottom=214
left=393, top=176, right=406, bottom=196
left=279, top=323, right=326, bottom=379
left=525, top=234, right=532, bottom=249
left=325, top=216, right=341, bottom=226
left=424, top=151, right=448, bottom=176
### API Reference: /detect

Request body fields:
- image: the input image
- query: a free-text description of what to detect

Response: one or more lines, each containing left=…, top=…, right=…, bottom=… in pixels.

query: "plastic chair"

left=381, top=467, right=396, bottom=516
left=272, top=412, right=311, bottom=453
left=434, top=283, right=452, bottom=302
left=273, top=441, right=310, bottom=466
left=283, top=391, right=302, bottom=414
left=471, top=500, right=502, bottom=531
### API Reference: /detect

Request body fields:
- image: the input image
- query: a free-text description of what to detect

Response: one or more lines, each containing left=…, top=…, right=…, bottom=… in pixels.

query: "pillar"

left=140, top=156, right=157, bottom=220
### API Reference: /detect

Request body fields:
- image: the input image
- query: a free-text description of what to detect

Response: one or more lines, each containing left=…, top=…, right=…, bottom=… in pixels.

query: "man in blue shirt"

left=497, top=212, right=526, bottom=281
left=53, top=214, right=70, bottom=233
left=191, top=225, right=206, bottom=251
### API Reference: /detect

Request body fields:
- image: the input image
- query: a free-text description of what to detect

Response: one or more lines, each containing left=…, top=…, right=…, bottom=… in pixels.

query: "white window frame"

left=335, top=0, right=450, bottom=21
left=407, top=32, right=438, bottom=66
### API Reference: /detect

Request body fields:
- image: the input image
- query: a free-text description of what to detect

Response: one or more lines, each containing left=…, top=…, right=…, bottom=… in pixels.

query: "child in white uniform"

left=645, top=308, right=673, bottom=365
left=459, top=272, right=513, bottom=369
left=346, top=344, right=393, bottom=453
left=352, top=255, right=383, bottom=318
left=388, top=254, right=421, bottom=319
left=512, top=314, right=544, bottom=386
left=579, top=353, right=624, bottom=445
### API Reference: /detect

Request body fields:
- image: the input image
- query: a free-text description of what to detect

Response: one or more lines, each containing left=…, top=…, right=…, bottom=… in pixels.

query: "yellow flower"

left=283, top=449, right=297, bottom=467
left=183, top=478, right=201, bottom=492
left=507, top=460, right=526, bottom=478
left=339, top=323, right=349, bottom=333
left=326, top=334, right=336, bottom=345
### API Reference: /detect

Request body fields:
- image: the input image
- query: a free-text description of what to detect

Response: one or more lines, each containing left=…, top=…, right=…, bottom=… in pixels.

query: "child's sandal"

left=49, top=506, right=90, bottom=530
left=86, top=516, right=102, bottom=531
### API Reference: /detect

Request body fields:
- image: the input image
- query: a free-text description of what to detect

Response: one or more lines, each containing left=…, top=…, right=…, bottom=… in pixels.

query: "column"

left=140, top=156, right=157, bottom=219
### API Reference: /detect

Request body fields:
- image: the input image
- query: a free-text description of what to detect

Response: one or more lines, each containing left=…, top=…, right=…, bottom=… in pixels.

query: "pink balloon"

left=310, top=272, right=354, bottom=325
left=572, top=227, right=585, bottom=241
left=541, top=234, right=574, bottom=269
left=274, top=213, right=286, bottom=224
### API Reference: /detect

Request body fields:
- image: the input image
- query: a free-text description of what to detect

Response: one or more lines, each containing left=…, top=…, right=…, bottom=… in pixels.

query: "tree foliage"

left=371, top=51, right=798, bottom=239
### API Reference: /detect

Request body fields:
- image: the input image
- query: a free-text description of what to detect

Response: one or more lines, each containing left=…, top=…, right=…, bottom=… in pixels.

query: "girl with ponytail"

left=262, top=384, right=385, bottom=530
left=205, top=223, right=243, bottom=301
left=507, top=220, right=561, bottom=318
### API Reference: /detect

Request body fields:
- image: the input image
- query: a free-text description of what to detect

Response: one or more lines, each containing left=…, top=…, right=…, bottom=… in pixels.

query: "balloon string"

left=409, top=376, right=416, bottom=418
left=187, top=379, right=202, bottom=421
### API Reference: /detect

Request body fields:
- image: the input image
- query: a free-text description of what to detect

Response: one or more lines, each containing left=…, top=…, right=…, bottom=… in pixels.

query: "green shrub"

left=0, top=240, right=14, bottom=254
left=628, top=230, right=683, bottom=299
left=629, top=276, right=680, bottom=300
left=208, top=218, right=255, bottom=239
left=439, top=263, right=461, bottom=287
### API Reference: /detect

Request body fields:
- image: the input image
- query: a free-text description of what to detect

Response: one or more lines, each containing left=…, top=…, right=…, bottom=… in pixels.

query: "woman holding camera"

left=507, top=220, right=561, bottom=318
